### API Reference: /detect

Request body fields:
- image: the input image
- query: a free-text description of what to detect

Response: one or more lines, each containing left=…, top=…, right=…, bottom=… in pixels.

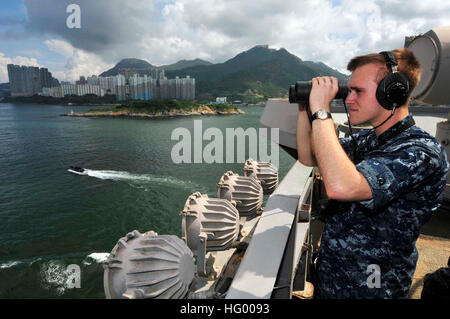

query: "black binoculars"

left=289, top=81, right=349, bottom=104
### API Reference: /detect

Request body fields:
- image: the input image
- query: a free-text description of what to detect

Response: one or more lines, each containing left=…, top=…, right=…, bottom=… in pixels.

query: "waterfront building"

left=216, top=97, right=227, bottom=104
left=39, top=68, right=52, bottom=89
left=61, top=83, right=77, bottom=96
left=38, top=72, right=194, bottom=101
left=99, top=76, right=118, bottom=95
left=87, top=75, right=99, bottom=86
left=42, top=82, right=104, bottom=98
left=76, top=84, right=105, bottom=97
left=41, top=87, right=50, bottom=97
left=7, top=64, right=59, bottom=97
left=126, top=73, right=195, bottom=101
left=42, top=86, right=63, bottom=98
left=76, top=76, right=87, bottom=85
left=129, top=74, right=147, bottom=100
left=159, top=78, right=169, bottom=99
left=181, top=76, right=195, bottom=101
left=151, top=68, right=165, bottom=80
left=116, top=74, right=127, bottom=101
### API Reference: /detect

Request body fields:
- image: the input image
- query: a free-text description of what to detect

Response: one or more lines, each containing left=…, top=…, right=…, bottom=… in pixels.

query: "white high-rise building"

left=42, top=86, right=63, bottom=98
left=95, top=73, right=195, bottom=101
left=116, top=74, right=127, bottom=101
left=61, top=83, right=77, bottom=96
left=87, top=75, right=99, bottom=86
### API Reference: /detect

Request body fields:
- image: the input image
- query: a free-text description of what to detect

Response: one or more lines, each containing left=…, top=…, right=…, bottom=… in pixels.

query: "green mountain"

left=100, top=58, right=154, bottom=77
left=100, top=58, right=212, bottom=76
left=99, top=46, right=348, bottom=103
left=165, top=45, right=348, bottom=102
left=159, top=59, right=212, bottom=71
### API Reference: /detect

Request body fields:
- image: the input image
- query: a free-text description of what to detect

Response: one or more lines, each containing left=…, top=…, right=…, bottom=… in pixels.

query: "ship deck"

left=408, top=202, right=450, bottom=298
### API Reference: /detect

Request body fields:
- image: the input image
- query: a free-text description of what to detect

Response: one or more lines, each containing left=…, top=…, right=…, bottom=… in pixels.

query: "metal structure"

left=406, top=26, right=450, bottom=105
left=406, top=26, right=450, bottom=201
left=180, top=192, right=240, bottom=276
left=217, top=171, right=263, bottom=217
left=103, top=230, right=195, bottom=299
left=243, top=159, right=279, bottom=195
left=226, top=162, right=314, bottom=298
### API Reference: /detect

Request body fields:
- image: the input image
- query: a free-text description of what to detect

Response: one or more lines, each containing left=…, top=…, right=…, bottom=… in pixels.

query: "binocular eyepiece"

left=289, top=81, right=349, bottom=104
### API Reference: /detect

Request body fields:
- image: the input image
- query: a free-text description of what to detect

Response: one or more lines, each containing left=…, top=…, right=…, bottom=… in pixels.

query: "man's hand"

left=309, top=76, right=338, bottom=114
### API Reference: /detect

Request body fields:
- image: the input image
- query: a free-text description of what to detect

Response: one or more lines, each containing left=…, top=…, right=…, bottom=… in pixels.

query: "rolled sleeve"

left=356, top=159, right=399, bottom=211
left=354, top=147, right=441, bottom=212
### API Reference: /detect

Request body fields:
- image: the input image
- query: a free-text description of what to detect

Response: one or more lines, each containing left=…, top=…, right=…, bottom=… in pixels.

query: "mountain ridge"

left=166, top=45, right=348, bottom=102
left=99, top=46, right=348, bottom=102
left=100, top=58, right=212, bottom=76
left=99, top=58, right=154, bottom=76
left=159, top=59, right=212, bottom=71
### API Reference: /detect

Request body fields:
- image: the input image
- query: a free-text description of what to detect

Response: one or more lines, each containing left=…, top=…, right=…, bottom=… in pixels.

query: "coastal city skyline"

left=6, top=62, right=196, bottom=101
left=1, top=0, right=450, bottom=84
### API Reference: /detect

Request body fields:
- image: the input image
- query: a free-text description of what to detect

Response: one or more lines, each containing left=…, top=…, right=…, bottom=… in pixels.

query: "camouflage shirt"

left=316, top=115, right=449, bottom=299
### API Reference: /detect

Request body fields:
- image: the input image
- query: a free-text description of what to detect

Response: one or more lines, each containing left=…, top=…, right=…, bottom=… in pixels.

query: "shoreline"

left=62, top=108, right=245, bottom=119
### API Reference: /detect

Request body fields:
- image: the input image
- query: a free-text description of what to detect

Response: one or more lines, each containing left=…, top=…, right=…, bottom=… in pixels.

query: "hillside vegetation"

left=99, top=46, right=348, bottom=103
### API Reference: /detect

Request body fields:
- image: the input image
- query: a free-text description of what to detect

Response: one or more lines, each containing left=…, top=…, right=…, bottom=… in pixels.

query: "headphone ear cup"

left=376, top=76, right=394, bottom=110
left=376, top=72, right=410, bottom=110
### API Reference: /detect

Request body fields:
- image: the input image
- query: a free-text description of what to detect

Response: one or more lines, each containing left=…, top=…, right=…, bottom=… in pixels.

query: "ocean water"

left=0, top=102, right=446, bottom=299
left=0, top=103, right=295, bottom=298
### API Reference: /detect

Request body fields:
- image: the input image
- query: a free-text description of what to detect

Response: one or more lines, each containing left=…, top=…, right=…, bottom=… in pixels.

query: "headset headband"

left=379, top=51, right=398, bottom=73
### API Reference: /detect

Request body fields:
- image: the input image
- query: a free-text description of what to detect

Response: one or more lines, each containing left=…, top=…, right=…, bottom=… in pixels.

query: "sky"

left=0, top=0, right=449, bottom=83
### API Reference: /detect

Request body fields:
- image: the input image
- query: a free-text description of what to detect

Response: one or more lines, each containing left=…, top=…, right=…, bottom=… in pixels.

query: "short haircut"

left=347, top=48, right=422, bottom=96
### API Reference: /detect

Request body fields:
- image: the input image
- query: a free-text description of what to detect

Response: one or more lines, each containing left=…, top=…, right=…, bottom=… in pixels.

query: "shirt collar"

left=376, top=114, right=415, bottom=146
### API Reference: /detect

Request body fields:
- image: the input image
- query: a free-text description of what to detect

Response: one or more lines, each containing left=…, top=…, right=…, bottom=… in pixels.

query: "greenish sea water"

left=0, top=103, right=295, bottom=298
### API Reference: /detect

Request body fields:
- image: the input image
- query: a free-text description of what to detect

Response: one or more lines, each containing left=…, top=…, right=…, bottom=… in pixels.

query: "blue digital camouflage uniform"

left=316, top=114, right=449, bottom=299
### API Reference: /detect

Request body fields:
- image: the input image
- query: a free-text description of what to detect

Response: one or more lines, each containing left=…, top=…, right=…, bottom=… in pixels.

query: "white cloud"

left=13, top=0, right=450, bottom=81
left=0, top=52, right=41, bottom=83
left=158, top=0, right=450, bottom=72
left=19, top=50, right=43, bottom=58
left=44, top=39, right=114, bottom=82
left=117, top=0, right=450, bottom=71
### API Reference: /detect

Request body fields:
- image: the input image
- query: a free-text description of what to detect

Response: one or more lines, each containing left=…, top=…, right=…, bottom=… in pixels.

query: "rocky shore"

left=62, top=105, right=245, bottom=119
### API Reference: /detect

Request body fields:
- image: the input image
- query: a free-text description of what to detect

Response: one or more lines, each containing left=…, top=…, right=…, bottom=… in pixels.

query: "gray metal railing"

left=226, top=161, right=314, bottom=299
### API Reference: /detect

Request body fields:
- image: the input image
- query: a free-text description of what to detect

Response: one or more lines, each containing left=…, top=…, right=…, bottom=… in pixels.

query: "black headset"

left=375, top=51, right=410, bottom=110
left=345, top=51, right=412, bottom=163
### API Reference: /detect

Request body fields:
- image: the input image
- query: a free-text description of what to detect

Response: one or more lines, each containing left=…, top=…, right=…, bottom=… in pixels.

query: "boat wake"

left=1, top=254, right=111, bottom=296
left=82, top=252, right=110, bottom=266
left=0, top=260, right=25, bottom=269
left=81, top=169, right=206, bottom=191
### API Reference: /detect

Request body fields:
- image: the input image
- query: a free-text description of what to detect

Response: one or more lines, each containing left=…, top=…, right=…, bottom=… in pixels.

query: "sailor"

left=296, top=48, right=449, bottom=298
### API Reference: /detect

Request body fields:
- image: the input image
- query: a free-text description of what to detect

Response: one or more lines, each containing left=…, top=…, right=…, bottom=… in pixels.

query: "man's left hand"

left=309, top=76, right=339, bottom=114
